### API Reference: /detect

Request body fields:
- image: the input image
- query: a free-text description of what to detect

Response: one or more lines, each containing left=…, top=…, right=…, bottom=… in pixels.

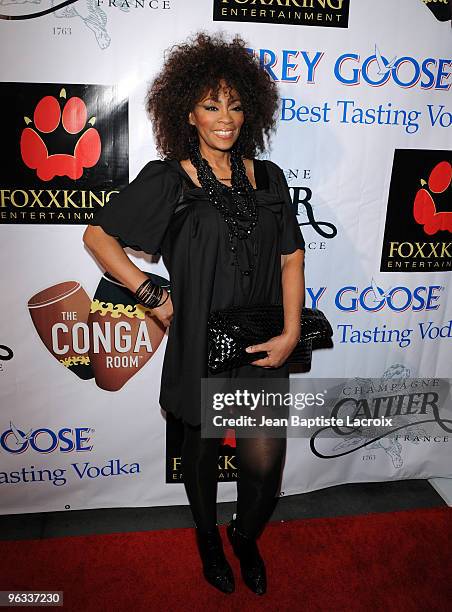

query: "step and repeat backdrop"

left=0, top=0, right=451, bottom=514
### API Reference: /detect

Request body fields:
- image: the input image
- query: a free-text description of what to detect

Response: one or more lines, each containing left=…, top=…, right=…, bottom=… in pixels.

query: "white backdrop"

left=0, top=0, right=451, bottom=514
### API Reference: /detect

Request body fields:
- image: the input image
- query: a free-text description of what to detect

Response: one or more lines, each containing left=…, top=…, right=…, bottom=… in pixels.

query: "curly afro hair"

left=146, top=32, right=279, bottom=160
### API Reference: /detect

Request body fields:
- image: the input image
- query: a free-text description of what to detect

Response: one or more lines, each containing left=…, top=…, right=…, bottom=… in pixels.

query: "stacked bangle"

left=135, top=279, right=169, bottom=308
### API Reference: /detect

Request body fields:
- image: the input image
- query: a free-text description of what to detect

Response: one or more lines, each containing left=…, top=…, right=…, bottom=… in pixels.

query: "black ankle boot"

left=226, top=515, right=267, bottom=595
left=195, top=526, right=235, bottom=594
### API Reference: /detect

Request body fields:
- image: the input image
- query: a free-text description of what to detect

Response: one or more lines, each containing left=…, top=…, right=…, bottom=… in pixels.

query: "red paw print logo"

left=413, top=161, right=452, bottom=235
left=20, top=88, right=101, bottom=181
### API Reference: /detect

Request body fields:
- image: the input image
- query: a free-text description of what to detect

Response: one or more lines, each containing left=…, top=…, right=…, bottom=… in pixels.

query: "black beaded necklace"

left=189, top=142, right=258, bottom=276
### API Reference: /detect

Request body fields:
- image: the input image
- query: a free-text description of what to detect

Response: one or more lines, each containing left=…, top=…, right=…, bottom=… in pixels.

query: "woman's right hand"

left=148, top=289, right=173, bottom=328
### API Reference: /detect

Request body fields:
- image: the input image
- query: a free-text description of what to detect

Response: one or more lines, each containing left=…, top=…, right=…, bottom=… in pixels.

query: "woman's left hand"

left=246, top=332, right=299, bottom=368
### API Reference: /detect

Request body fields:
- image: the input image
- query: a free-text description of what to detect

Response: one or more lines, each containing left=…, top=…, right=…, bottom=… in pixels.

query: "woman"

left=83, top=32, right=305, bottom=596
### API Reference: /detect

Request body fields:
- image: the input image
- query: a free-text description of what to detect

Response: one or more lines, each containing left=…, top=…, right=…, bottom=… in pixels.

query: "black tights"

left=181, top=422, right=286, bottom=538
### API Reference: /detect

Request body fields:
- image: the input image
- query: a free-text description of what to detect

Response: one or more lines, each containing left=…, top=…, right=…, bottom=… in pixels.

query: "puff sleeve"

left=267, top=160, right=305, bottom=255
left=89, top=160, right=182, bottom=255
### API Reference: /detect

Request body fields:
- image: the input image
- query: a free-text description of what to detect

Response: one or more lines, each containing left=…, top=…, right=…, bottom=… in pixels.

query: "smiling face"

left=188, top=80, right=244, bottom=154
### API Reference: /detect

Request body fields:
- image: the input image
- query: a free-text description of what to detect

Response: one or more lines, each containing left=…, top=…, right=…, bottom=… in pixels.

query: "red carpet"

left=1, top=507, right=451, bottom=611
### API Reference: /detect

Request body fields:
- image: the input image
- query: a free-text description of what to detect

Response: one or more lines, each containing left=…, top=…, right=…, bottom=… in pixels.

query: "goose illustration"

left=9, top=421, right=33, bottom=447
left=374, top=45, right=397, bottom=76
left=369, top=277, right=394, bottom=302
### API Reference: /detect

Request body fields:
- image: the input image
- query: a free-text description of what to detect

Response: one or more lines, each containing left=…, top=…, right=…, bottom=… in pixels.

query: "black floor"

left=0, top=479, right=447, bottom=541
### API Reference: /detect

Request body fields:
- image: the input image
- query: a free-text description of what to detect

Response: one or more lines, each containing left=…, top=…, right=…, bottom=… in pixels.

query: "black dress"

left=89, top=158, right=305, bottom=426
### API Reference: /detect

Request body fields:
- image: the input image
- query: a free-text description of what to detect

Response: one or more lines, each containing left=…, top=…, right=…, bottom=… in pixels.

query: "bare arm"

left=83, top=225, right=173, bottom=326
left=281, top=248, right=305, bottom=341
left=246, top=248, right=305, bottom=367
left=83, top=225, right=148, bottom=292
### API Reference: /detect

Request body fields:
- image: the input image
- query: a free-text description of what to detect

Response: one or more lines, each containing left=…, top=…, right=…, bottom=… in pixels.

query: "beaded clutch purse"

left=207, top=304, right=333, bottom=374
